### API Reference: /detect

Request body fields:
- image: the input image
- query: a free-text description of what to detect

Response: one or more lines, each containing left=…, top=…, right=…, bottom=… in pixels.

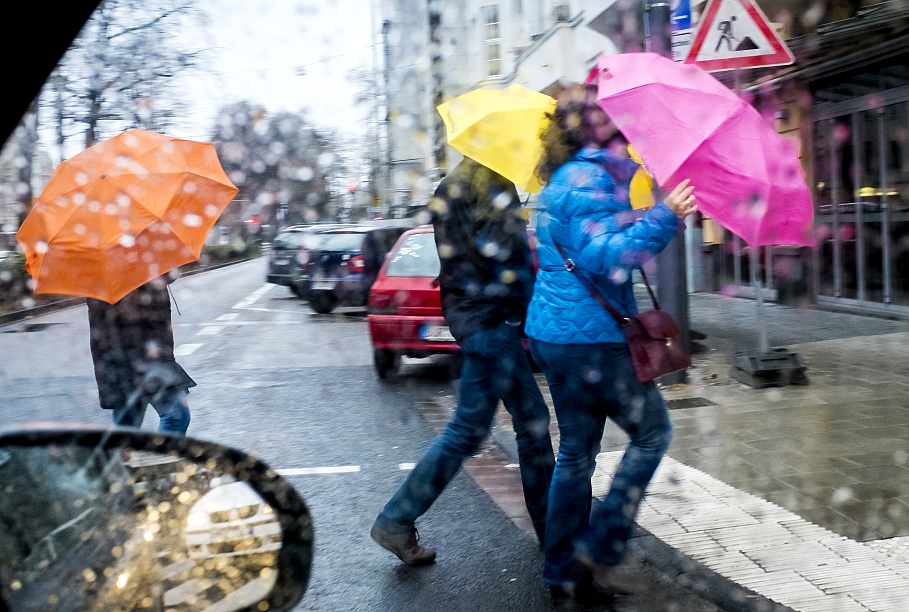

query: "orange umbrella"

left=16, top=130, right=238, bottom=303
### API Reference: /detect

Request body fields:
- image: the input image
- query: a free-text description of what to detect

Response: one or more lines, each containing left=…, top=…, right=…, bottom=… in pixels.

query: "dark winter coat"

left=87, top=276, right=195, bottom=411
left=431, top=157, right=536, bottom=342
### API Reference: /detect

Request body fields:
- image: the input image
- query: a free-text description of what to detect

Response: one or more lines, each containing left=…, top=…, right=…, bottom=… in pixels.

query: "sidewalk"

left=492, top=293, right=909, bottom=611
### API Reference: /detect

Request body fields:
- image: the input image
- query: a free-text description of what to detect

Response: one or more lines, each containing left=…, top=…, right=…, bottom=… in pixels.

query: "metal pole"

left=646, top=0, right=690, bottom=383
left=750, top=247, right=770, bottom=353
left=733, top=67, right=769, bottom=355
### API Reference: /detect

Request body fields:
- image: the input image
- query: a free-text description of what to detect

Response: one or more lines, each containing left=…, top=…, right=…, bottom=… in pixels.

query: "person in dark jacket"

left=371, top=157, right=555, bottom=565
left=527, top=84, right=697, bottom=598
left=87, top=272, right=194, bottom=435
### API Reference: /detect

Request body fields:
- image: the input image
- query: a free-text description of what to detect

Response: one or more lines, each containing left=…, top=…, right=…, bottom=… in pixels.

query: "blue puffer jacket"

left=525, top=147, right=680, bottom=345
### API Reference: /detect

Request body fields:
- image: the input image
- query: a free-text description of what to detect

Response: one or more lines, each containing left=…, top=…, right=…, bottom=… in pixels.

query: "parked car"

left=304, top=222, right=412, bottom=314
left=367, top=226, right=539, bottom=379
left=266, top=224, right=347, bottom=296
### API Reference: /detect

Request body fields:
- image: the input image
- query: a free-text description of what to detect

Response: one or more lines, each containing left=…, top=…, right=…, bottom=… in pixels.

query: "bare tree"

left=45, top=0, right=203, bottom=150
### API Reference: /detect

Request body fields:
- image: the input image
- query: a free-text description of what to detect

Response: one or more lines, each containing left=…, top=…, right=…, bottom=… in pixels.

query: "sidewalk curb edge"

left=488, top=427, right=793, bottom=612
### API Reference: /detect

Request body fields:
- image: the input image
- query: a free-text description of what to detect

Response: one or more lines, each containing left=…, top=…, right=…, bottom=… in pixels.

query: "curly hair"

left=535, top=83, right=621, bottom=185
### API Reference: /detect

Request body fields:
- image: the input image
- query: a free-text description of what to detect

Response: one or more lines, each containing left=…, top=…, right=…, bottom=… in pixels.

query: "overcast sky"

left=178, top=0, right=379, bottom=139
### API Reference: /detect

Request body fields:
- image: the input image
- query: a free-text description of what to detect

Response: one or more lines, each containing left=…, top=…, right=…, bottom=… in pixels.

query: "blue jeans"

left=377, top=321, right=555, bottom=541
left=529, top=339, right=671, bottom=586
left=112, top=389, right=191, bottom=436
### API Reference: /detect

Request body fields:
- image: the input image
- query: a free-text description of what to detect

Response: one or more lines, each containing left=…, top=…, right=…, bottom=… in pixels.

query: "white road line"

left=173, top=343, right=203, bottom=356
left=232, top=284, right=275, bottom=310
left=216, top=312, right=240, bottom=321
left=196, top=326, right=225, bottom=336
left=276, top=466, right=361, bottom=476
left=593, top=452, right=909, bottom=611
left=399, top=463, right=416, bottom=471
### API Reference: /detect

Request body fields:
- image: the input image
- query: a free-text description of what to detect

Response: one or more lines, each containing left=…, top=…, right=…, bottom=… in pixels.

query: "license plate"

left=312, top=281, right=336, bottom=290
left=421, top=325, right=455, bottom=342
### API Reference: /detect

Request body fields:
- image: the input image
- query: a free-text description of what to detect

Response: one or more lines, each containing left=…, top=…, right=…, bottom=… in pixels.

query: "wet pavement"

left=490, top=292, right=909, bottom=611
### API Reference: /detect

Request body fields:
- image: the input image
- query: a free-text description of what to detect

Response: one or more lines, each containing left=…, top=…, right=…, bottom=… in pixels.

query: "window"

left=385, top=232, right=441, bottom=277
left=482, top=5, right=501, bottom=77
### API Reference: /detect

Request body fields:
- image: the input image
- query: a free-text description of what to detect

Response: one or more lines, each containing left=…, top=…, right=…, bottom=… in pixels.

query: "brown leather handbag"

left=554, top=242, right=690, bottom=382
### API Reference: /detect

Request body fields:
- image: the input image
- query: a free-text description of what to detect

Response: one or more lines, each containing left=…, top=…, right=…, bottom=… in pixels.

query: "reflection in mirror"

left=0, top=444, right=281, bottom=612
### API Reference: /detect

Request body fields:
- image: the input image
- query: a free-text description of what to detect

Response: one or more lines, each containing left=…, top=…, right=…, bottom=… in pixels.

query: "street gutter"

left=0, top=256, right=259, bottom=328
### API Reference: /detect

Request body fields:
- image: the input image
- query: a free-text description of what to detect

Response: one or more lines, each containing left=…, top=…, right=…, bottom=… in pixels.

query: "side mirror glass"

left=0, top=428, right=312, bottom=612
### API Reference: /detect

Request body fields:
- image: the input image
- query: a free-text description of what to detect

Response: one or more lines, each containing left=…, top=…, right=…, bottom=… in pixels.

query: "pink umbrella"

left=594, top=52, right=814, bottom=248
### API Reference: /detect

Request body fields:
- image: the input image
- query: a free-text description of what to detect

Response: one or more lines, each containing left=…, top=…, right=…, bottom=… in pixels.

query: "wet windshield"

left=5, top=1, right=909, bottom=611
left=385, top=233, right=441, bottom=278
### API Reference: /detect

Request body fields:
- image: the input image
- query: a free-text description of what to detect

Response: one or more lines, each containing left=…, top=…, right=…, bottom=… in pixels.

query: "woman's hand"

left=664, top=179, right=697, bottom=219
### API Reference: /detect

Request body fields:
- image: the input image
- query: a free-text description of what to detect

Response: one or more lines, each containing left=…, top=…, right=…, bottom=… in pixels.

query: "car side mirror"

left=0, top=427, right=312, bottom=612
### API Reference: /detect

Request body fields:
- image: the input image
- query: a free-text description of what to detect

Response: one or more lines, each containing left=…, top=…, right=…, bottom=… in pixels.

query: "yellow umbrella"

left=438, top=85, right=556, bottom=194
left=628, top=145, right=656, bottom=210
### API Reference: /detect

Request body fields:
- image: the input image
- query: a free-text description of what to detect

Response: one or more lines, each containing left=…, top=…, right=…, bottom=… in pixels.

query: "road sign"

left=684, top=0, right=794, bottom=71
left=671, top=0, right=693, bottom=62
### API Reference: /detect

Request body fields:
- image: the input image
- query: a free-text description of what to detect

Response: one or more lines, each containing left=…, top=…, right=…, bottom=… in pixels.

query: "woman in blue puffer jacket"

left=526, top=84, right=697, bottom=598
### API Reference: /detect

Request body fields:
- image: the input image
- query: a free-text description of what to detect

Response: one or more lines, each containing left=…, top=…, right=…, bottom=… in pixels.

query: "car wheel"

left=289, top=284, right=302, bottom=297
left=309, top=292, right=336, bottom=314
left=374, top=349, right=401, bottom=379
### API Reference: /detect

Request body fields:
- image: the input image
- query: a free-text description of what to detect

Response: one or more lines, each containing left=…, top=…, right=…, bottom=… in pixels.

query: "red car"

left=367, top=225, right=539, bottom=379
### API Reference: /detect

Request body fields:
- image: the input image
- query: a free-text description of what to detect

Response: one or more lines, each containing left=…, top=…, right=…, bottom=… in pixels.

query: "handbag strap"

left=552, top=240, right=660, bottom=326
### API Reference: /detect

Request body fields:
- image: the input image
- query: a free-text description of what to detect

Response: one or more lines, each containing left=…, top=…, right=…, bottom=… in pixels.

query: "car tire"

left=309, top=292, right=336, bottom=314
left=374, top=349, right=401, bottom=379
left=289, top=284, right=302, bottom=297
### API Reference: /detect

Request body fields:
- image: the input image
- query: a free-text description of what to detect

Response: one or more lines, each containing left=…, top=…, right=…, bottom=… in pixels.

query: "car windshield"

left=8, top=1, right=909, bottom=611
left=385, top=233, right=440, bottom=278
left=315, top=232, right=365, bottom=252
left=272, top=232, right=306, bottom=250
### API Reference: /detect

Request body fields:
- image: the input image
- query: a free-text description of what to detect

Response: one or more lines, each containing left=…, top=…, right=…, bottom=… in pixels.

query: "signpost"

left=671, top=0, right=693, bottom=62
left=683, top=0, right=794, bottom=71
left=683, top=0, right=806, bottom=387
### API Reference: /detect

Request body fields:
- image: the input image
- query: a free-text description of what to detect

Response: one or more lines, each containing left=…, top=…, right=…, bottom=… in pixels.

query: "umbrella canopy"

left=17, top=130, right=238, bottom=303
left=595, top=53, right=814, bottom=247
left=438, top=84, right=556, bottom=194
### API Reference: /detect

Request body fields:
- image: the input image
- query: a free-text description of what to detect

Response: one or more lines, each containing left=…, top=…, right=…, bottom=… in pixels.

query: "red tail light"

left=369, top=292, right=398, bottom=315
left=349, top=254, right=365, bottom=273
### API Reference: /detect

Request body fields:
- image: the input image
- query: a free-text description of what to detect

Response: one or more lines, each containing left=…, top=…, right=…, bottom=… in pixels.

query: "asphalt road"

left=0, top=257, right=724, bottom=612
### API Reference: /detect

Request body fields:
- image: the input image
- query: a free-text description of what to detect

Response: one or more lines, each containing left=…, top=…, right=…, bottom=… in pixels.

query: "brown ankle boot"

left=370, top=523, right=437, bottom=566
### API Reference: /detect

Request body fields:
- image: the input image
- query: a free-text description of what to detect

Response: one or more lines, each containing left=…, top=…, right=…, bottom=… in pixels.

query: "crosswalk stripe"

left=276, top=466, right=361, bottom=476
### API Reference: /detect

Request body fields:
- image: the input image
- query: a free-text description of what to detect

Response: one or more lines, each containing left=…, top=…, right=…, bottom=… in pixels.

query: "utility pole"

left=645, top=1, right=691, bottom=384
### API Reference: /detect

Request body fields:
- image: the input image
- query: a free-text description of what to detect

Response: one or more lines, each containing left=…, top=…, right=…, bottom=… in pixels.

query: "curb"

left=0, top=257, right=258, bottom=329
left=487, top=426, right=792, bottom=612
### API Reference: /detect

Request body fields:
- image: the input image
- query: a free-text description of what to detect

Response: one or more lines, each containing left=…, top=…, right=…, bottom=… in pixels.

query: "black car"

left=266, top=224, right=349, bottom=296
left=304, top=222, right=412, bottom=314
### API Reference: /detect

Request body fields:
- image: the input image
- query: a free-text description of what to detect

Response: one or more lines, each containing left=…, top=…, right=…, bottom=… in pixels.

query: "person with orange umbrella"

left=16, top=130, right=238, bottom=434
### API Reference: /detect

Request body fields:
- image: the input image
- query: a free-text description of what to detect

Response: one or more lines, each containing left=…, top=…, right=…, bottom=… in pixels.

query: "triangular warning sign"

left=684, top=0, right=794, bottom=71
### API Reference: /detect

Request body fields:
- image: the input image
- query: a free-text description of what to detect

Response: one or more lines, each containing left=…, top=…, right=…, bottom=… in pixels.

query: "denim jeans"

left=112, top=389, right=191, bottom=436
left=529, top=339, right=671, bottom=586
left=377, top=320, right=555, bottom=541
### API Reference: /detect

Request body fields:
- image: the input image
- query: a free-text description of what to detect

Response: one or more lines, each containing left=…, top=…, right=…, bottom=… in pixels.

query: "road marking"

left=592, top=451, right=909, bottom=611
left=196, top=326, right=225, bottom=336
left=174, top=343, right=203, bottom=356
left=216, top=313, right=240, bottom=321
left=276, top=466, right=361, bottom=476
left=232, top=284, right=275, bottom=310
left=399, top=463, right=416, bottom=471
